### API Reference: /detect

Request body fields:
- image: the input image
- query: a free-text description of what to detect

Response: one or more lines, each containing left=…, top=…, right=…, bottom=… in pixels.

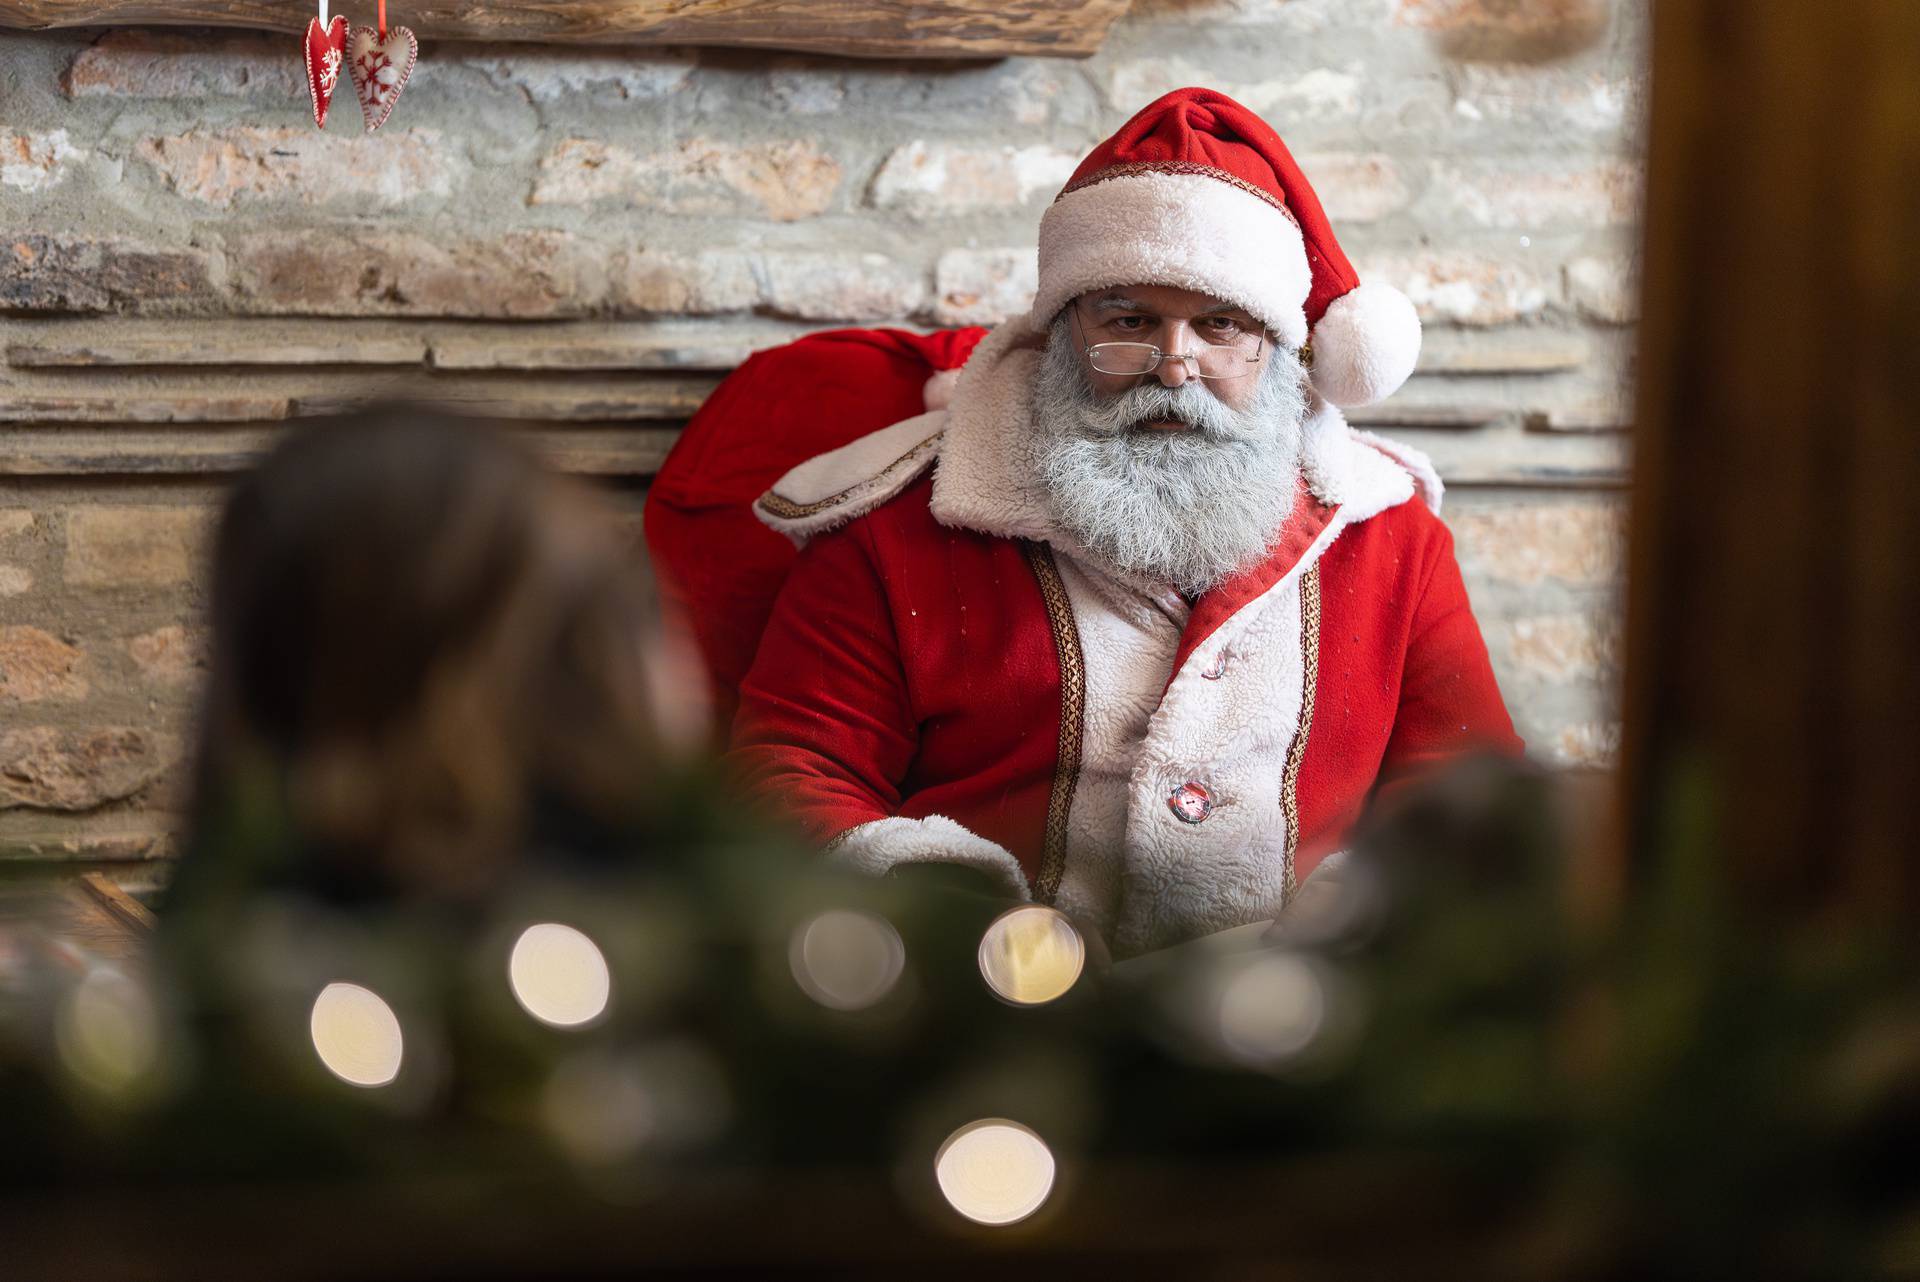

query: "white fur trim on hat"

left=1307, top=281, right=1421, bottom=409
left=1032, top=170, right=1311, bottom=349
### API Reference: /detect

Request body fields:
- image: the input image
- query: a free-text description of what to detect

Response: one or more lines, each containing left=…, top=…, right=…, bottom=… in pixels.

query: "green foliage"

left=5, top=755, right=1919, bottom=1277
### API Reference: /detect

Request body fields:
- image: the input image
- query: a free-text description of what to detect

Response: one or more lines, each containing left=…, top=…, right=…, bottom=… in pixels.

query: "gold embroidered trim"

left=1023, top=541, right=1085, bottom=906
left=1280, top=563, right=1322, bottom=902
left=756, top=432, right=944, bottom=521
left=1056, top=161, right=1302, bottom=230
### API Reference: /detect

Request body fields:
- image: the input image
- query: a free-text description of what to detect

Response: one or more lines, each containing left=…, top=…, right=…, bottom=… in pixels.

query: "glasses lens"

left=1192, top=342, right=1262, bottom=380
left=1086, top=343, right=1161, bottom=376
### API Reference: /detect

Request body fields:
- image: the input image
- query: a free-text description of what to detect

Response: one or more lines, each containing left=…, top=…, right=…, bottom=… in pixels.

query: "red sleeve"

left=726, top=520, right=917, bottom=842
left=1378, top=518, right=1524, bottom=789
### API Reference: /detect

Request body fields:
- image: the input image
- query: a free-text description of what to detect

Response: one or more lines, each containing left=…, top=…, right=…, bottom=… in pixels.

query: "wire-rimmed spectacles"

left=1071, top=306, right=1266, bottom=381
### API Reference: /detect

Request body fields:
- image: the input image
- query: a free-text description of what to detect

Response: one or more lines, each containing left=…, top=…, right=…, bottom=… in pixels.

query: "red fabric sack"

left=643, top=326, right=988, bottom=733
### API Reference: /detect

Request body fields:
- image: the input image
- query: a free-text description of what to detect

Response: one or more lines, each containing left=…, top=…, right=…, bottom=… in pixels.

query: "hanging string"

left=378, top=0, right=387, bottom=38
left=319, top=0, right=329, bottom=26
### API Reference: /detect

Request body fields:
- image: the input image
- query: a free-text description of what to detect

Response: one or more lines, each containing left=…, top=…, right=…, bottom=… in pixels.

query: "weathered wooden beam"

left=0, top=819, right=177, bottom=863
left=0, top=374, right=720, bottom=423
left=0, top=394, right=296, bottom=422
left=426, top=327, right=793, bottom=372
left=1344, top=402, right=1513, bottom=430
left=0, top=427, right=290, bottom=474
left=6, top=334, right=431, bottom=369
left=1525, top=400, right=1632, bottom=433
left=1416, top=328, right=1593, bottom=375
left=0, top=0, right=1133, bottom=58
left=3, top=319, right=817, bottom=371
left=289, top=375, right=718, bottom=420
left=0, top=424, right=684, bottom=476
left=78, top=871, right=158, bottom=933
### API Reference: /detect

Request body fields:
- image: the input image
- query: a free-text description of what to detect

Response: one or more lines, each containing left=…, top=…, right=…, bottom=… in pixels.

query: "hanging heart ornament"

left=347, top=22, right=419, bottom=133
left=304, top=12, right=349, bottom=129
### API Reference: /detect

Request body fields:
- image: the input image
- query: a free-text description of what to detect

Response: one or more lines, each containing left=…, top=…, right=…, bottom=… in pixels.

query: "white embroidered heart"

left=346, top=25, right=419, bottom=133
left=304, top=15, right=349, bottom=129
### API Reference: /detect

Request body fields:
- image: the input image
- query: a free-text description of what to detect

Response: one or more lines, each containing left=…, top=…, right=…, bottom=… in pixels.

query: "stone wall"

left=0, top=0, right=1641, bottom=892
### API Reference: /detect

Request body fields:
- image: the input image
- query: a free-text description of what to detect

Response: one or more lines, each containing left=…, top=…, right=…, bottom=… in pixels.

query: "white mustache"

left=1072, top=378, right=1248, bottom=440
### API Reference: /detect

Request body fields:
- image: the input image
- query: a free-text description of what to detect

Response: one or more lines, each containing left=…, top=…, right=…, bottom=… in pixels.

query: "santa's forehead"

left=1081, top=286, right=1249, bottom=315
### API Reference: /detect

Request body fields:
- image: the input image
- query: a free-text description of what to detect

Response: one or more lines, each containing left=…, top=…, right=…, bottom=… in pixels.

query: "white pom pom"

left=923, top=368, right=961, bottom=412
left=1307, top=282, right=1422, bottom=409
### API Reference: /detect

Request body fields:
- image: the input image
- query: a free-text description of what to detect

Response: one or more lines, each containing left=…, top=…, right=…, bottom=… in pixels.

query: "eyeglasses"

left=1072, top=306, right=1266, bottom=381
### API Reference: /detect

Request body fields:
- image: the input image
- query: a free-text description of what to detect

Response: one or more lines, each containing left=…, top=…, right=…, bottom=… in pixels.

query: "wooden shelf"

left=0, top=0, right=1133, bottom=59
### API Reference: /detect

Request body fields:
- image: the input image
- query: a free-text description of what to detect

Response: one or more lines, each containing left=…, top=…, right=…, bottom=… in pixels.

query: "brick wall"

left=0, top=0, right=1642, bottom=890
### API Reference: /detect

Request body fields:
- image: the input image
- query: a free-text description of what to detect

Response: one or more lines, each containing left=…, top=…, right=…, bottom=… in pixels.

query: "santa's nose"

left=1156, top=320, right=1197, bottom=386
left=1153, top=355, right=1194, bottom=387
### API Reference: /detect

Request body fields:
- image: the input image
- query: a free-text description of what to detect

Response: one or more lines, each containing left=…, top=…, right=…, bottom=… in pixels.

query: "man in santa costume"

left=727, top=88, right=1522, bottom=958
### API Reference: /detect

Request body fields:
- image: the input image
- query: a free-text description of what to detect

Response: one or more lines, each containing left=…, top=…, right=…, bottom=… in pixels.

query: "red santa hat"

left=1031, top=86, right=1421, bottom=410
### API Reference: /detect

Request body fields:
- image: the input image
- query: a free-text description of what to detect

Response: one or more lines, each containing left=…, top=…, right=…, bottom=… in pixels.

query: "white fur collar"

left=753, top=411, right=946, bottom=546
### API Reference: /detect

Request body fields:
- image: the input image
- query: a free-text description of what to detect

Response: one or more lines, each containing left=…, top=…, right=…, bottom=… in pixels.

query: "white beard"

left=1029, top=314, right=1310, bottom=597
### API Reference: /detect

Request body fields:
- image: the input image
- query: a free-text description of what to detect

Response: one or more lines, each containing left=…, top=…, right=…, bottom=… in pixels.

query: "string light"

left=934, top=1119, right=1057, bottom=1226
left=55, top=965, right=161, bottom=1097
left=309, top=981, right=404, bottom=1087
left=541, top=1052, right=654, bottom=1165
left=788, top=909, right=905, bottom=1011
left=977, top=906, right=1084, bottom=1006
left=508, top=923, right=613, bottom=1028
left=1214, top=952, right=1328, bottom=1067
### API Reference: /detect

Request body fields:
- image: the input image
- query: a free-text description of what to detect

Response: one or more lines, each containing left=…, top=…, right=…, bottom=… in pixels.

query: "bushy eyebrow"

left=1087, top=295, right=1252, bottom=321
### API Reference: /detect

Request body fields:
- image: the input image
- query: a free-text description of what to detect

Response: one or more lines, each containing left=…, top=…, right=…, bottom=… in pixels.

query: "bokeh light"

left=935, top=1119, right=1057, bottom=1226
left=309, top=981, right=405, bottom=1087
left=509, top=922, right=613, bottom=1028
left=544, top=1041, right=731, bottom=1164
left=542, top=1052, right=655, bottom=1165
left=977, top=905, right=1084, bottom=1006
left=55, top=965, right=162, bottom=1097
left=1214, top=952, right=1327, bottom=1066
left=788, top=909, right=905, bottom=1011
left=1267, top=856, right=1383, bottom=949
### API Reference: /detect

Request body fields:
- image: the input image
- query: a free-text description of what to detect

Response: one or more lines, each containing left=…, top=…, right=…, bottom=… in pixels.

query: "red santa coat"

left=729, top=323, right=1520, bottom=956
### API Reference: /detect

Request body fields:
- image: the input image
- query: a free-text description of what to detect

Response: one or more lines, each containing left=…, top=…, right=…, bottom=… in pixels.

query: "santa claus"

left=725, top=87, right=1522, bottom=957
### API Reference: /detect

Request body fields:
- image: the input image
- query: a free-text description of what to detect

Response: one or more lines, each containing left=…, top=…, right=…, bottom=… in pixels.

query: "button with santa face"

left=1167, top=780, right=1213, bottom=824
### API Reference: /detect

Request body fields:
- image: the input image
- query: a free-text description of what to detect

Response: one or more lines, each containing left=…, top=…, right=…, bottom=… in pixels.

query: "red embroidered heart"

left=304, top=15, right=349, bottom=129
left=347, top=25, right=419, bottom=133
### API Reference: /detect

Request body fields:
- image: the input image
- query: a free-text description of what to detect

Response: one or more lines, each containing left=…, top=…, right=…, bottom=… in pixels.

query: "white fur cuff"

left=826, top=814, right=1033, bottom=900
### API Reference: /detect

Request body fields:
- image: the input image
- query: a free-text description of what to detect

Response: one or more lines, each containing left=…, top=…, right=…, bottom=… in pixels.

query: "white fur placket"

left=1111, top=531, right=1317, bottom=956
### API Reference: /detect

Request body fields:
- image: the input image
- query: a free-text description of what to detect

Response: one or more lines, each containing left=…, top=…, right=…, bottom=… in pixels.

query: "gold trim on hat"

left=1055, top=160, right=1302, bottom=230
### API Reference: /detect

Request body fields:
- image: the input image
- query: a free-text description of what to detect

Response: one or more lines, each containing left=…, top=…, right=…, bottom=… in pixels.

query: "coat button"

left=1168, top=781, right=1212, bottom=824
left=1201, top=653, right=1227, bottom=680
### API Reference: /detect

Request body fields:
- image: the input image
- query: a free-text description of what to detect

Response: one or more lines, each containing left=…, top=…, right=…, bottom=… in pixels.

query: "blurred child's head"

left=192, top=409, right=698, bottom=900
